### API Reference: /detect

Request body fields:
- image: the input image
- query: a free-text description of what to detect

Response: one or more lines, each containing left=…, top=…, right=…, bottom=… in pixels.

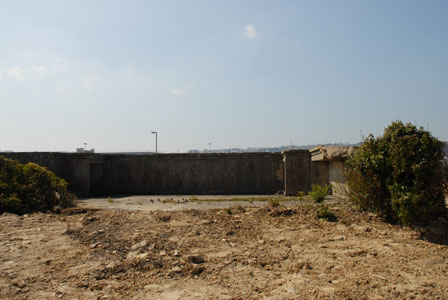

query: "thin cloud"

left=5, top=65, right=24, bottom=80
left=31, top=65, right=47, bottom=75
left=82, top=74, right=97, bottom=89
left=244, top=24, right=262, bottom=40
left=52, top=57, right=66, bottom=73
left=170, top=83, right=192, bottom=96
left=1, top=64, right=51, bottom=81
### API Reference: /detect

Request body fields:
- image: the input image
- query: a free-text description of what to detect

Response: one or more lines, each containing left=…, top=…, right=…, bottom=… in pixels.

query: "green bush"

left=0, top=155, right=74, bottom=214
left=309, top=185, right=330, bottom=203
left=345, top=121, right=446, bottom=226
left=316, top=205, right=338, bottom=222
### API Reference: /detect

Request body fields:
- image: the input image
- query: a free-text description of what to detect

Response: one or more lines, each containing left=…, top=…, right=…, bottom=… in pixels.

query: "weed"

left=225, top=207, right=233, bottom=215
left=236, top=205, right=246, bottom=213
left=269, top=197, right=280, bottom=207
left=309, top=185, right=330, bottom=203
left=107, top=196, right=114, bottom=203
left=316, top=205, right=337, bottom=222
left=297, top=191, right=305, bottom=201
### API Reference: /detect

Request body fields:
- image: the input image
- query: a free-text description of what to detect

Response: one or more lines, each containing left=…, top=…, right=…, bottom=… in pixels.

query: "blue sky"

left=1, top=0, right=447, bottom=152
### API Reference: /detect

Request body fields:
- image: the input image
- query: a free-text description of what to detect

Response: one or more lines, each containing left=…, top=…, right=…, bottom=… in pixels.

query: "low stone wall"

left=1, top=151, right=311, bottom=196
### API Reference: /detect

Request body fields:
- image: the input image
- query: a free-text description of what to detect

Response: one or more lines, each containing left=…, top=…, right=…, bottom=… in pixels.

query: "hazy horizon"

left=1, top=1, right=447, bottom=153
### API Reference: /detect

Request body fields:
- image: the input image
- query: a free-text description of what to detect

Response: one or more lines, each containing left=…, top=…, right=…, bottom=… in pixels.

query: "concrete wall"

left=2, top=152, right=311, bottom=196
left=310, top=160, right=349, bottom=196
left=329, top=160, right=348, bottom=196
left=1, top=152, right=97, bottom=195
left=1, top=151, right=314, bottom=196
left=104, top=153, right=284, bottom=195
left=2, top=152, right=64, bottom=175
left=282, top=150, right=311, bottom=196
left=311, top=161, right=329, bottom=187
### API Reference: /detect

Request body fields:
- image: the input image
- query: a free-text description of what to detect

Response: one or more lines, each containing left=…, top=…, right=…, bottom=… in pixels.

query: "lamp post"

left=151, top=131, right=158, bottom=153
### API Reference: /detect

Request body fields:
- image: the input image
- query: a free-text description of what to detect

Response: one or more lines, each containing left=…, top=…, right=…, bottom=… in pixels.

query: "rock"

left=330, top=236, right=346, bottom=241
left=293, top=260, right=312, bottom=271
left=126, top=252, right=149, bottom=263
left=171, top=266, right=182, bottom=273
left=188, top=255, right=205, bottom=264
left=126, top=251, right=142, bottom=260
left=90, top=242, right=100, bottom=249
left=173, top=250, right=180, bottom=257
left=191, top=266, right=205, bottom=275
left=94, top=270, right=105, bottom=280
left=158, top=215, right=171, bottom=222
left=12, top=280, right=26, bottom=288
left=159, top=250, right=166, bottom=256
left=131, top=240, right=147, bottom=251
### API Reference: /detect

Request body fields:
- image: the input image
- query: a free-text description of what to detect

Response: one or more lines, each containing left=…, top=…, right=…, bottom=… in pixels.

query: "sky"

left=1, top=0, right=447, bottom=153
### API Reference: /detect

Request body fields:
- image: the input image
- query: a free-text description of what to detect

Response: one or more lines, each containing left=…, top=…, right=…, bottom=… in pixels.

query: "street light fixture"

left=151, top=131, right=158, bottom=153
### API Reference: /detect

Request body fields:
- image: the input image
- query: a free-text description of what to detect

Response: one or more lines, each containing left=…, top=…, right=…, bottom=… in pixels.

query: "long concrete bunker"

left=2, top=150, right=313, bottom=196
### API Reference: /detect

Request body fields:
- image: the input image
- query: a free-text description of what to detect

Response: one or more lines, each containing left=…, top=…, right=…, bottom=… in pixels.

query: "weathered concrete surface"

left=2, top=152, right=96, bottom=196
left=310, top=146, right=353, bottom=197
left=329, top=160, right=348, bottom=196
left=311, top=161, right=330, bottom=187
left=2, top=152, right=297, bottom=196
left=282, top=150, right=311, bottom=196
left=104, top=153, right=284, bottom=195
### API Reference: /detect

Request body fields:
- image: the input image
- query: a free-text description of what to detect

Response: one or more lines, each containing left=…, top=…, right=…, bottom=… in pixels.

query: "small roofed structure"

left=310, top=146, right=357, bottom=197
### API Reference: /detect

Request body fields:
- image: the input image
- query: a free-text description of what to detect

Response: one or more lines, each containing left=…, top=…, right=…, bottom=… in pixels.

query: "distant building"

left=76, top=148, right=95, bottom=153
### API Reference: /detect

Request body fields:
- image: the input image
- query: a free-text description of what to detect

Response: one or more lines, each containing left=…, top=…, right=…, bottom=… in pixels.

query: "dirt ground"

left=1, top=199, right=448, bottom=299
left=75, top=195, right=317, bottom=211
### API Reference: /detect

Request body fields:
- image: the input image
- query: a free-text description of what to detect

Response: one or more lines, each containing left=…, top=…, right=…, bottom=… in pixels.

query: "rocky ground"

left=1, top=200, right=447, bottom=299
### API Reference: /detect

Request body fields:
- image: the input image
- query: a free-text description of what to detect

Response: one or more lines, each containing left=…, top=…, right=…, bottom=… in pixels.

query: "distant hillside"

left=188, top=141, right=447, bottom=155
left=188, top=143, right=361, bottom=154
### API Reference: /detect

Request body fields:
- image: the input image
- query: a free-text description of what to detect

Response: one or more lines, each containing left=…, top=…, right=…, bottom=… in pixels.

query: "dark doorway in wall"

left=89, top=164, right=104, bottom=195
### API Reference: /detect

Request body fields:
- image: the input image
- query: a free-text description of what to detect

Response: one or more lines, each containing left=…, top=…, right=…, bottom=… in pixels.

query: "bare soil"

left=1, top=201, right=448, bottom=299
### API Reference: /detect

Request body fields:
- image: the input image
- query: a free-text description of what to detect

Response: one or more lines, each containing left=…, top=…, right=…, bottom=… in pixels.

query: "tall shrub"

left=0, top=155, right=74, bottom=214
left=345, top=121, right=446, bottom=225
